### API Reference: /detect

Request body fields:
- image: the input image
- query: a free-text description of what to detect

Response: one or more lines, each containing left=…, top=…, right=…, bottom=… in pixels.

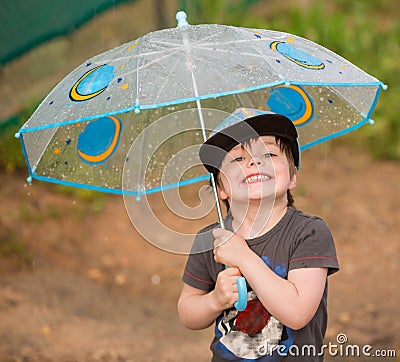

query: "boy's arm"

left=240, top=256, right=327, bottom=330
left=178, top=267, right=241, bottom=330
left=213, top=228, right=328, bottom=330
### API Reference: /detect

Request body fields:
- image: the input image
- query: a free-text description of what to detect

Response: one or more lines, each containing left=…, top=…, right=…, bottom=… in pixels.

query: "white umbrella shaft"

left=182, top=24, right=225, bottom=229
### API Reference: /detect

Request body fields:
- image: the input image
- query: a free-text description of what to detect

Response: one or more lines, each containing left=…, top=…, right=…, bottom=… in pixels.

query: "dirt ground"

left=0, top=143, right=399, bottom=361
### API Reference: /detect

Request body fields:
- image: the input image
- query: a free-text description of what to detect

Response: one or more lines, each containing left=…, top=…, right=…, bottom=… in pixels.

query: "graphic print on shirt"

left=213, top=257, right=297, bottom=360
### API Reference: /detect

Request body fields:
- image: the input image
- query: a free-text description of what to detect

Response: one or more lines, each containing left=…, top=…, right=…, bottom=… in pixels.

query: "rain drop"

left=115, top=274, right=126, bottom=285
left=151, top=274, right=161, bottom=285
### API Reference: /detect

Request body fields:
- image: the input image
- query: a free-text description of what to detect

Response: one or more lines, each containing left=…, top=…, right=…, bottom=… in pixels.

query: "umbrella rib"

left=116, top=28, right=235, bottom=63
left=153, top=54, right=183, bottom=100
left=142, top=35, right=258, bottom=57
left=107, top=50, right=181, bottom=81
left=324, top=84, right=364, bottom=115
left=95, top=49, right=174, bottom=69
left=194, top=44, right=272, bottom=59
left=115, top=46, right=182, bottom=61
left=33, top=127, right=60, bottom=172
left=195, top=37, right=263, bottom=48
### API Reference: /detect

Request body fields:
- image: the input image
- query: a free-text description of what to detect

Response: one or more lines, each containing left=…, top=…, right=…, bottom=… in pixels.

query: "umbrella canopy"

left=16, top=11, right=385, bottom=196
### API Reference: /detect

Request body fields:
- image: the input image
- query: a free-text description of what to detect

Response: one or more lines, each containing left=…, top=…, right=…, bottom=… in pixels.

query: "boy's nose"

left=247, top=155, right=263, bottom=167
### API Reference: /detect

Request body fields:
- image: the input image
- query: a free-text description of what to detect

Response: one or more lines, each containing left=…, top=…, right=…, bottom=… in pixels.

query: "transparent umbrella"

left=16, top=11, right=385, bottom=196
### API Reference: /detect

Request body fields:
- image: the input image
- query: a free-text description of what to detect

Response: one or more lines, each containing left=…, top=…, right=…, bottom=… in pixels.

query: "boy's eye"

left=232, top=156, right=246, bottom=162
left=263, top=153, right=277, bottom=158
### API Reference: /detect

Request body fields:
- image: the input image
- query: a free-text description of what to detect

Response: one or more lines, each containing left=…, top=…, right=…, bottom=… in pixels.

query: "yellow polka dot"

left=127, top=41, right=138, bottom=51
left=121, top=84, right=129, bottom=90
left=53, top=147, right=61, bottom=155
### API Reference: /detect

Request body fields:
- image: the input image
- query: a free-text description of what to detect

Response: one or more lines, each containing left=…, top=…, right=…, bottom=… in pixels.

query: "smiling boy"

left=178, top=110, right=339, bottom=361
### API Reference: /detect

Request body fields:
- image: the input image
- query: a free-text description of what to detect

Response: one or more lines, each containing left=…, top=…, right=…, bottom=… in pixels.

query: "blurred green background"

left=0, top=0, right=398, bottom=174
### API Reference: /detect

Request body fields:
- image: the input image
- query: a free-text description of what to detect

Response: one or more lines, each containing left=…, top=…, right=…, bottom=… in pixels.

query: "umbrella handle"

left=234, top=276, right=248, bottom=311
left=225, top=266, right=248, bottom=311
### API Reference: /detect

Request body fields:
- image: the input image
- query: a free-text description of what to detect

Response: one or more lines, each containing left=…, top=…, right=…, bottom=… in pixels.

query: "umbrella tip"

left=176, top=11, right=189, bottom=27
left=134, top=99, right=141, bottom=114
left=15, top=132, right=20, bottom=139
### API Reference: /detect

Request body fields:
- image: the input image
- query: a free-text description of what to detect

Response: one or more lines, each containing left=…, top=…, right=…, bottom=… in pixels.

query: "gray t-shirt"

left=182, top=207, right=339, bottom=361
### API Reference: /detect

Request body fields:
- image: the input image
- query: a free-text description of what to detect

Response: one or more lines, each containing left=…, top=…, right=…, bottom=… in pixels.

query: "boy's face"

left=217, top=135, right=296, bottom=206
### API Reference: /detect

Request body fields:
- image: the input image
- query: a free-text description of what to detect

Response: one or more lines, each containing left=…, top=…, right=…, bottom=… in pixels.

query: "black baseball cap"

left=199, top=109, right=300, bottom=174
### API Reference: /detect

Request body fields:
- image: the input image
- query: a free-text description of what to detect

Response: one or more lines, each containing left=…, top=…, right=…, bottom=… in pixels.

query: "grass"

left=0, top=231, right=33, bottom=265
left=53, top=185, right=108, bottom=215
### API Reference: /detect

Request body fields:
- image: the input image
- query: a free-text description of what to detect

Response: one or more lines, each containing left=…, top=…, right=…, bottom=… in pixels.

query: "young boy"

left=178, top=109, right=339, bottom=361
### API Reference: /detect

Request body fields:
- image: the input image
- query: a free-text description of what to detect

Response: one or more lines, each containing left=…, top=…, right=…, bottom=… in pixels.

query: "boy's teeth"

left=246, top=175, right=270, bottom=183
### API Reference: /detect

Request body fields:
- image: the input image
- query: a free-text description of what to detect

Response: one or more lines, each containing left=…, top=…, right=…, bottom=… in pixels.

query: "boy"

left=178, top=109, right=339, bottom=361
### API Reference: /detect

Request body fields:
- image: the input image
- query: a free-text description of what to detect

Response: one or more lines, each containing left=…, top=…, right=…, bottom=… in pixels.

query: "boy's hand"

left=212, top=267, right=241, bottom=310
left=212, top=228, right=250, bottom=268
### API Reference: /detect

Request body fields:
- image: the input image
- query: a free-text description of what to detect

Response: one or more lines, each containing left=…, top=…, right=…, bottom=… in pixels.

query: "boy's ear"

left=218, top=187, right=229, bottom=200
left=288, top=173, right=297, bottom=190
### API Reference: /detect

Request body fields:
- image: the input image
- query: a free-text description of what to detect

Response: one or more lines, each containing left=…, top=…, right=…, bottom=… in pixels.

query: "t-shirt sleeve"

left=289, top=217, right=339, bottom=275
left=182, top=229, right=218, bottom=292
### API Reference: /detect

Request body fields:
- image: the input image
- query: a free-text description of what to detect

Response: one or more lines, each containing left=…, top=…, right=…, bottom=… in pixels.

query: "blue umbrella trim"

left=17, top=80, right=385, bottom=135
left=24, top=171, right=211, bottom=196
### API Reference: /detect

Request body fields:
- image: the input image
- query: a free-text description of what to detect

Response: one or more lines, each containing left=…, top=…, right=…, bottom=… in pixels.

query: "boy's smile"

left=243, top=173, right=272, bottom=184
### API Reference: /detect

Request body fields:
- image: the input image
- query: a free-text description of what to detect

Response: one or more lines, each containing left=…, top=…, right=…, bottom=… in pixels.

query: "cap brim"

left=199, top=113, right=300, bottom=173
